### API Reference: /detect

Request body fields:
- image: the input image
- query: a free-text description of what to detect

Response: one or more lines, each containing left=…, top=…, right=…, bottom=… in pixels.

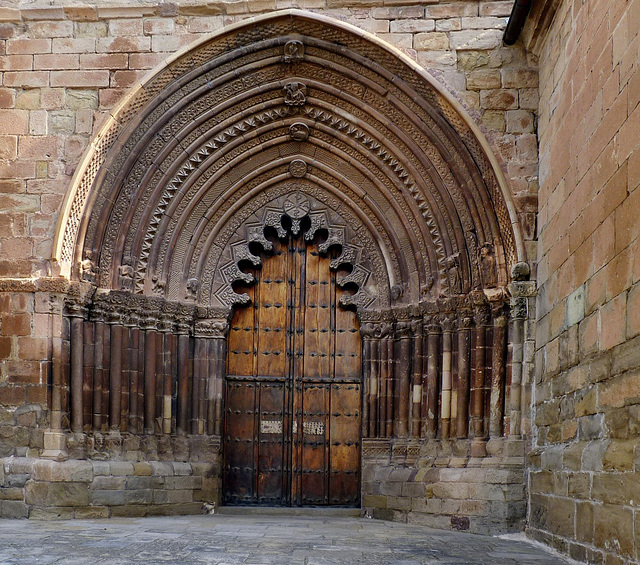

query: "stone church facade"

left=0, top=0, right=637, bottom=563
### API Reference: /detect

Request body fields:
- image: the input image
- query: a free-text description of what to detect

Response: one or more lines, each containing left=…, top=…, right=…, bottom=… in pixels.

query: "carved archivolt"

left=54, top=10, right=525, bottom=309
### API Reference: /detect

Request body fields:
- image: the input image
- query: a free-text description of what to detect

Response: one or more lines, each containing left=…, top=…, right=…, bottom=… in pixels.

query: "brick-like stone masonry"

left=0, top=0, right=539, bottom=539
left=0, top=457, right=218, bottom=519
left=529, top=0, right=640, bottom=563
left=360, top=437, right=526, bottom=535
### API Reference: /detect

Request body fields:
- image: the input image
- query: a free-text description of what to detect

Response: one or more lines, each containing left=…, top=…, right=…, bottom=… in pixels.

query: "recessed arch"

left=53, top=12, right=532, bottom=498
left=53, top=9, right=526, bottom=307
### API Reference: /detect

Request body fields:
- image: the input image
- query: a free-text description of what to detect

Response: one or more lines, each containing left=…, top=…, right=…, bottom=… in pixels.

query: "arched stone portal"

left=51, top=10, right=531, bottom=522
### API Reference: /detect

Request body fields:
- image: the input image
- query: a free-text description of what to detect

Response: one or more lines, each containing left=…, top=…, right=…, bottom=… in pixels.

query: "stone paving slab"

left=0, top=515, right=575, bottom=564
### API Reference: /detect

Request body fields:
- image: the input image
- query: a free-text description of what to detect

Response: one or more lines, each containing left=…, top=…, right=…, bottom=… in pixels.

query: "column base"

left=41, top=430, right=68, bottom=461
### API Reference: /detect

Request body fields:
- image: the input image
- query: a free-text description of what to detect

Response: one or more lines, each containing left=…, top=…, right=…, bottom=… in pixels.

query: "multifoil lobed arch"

left=54, top=10, right=526, bottom=309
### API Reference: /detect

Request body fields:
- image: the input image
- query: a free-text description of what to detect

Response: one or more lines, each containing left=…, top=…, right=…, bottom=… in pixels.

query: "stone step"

left=216, top=506, right=362, bottom=518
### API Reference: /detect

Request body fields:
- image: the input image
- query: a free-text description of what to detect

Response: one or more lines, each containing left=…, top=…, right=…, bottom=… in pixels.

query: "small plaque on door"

left=303, top=421, right=325, bottom=435
left=260, top=420, right=283, bottom=434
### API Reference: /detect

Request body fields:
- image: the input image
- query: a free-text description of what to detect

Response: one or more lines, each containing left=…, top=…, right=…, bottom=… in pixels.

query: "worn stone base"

left=0, top=456, right=220, bottom=519
left=361, top=437, right=526, bottom=535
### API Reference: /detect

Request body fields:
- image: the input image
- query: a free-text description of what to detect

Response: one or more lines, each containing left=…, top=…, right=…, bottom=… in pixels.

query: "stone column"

left=106, top=306, right=124, bottom=432
left=90, top=299, right=107, bottom=431
left=360, top=322, right=377, bottom=438
left=194, top=316, right=229, bottom=436
left=394, top=320, right=412, bottom=438
left=66, top=296, right=88, bottom=434
left=410, top=318, right=423, bottom=438
left=43, top=291, right=75, bottom=461
left=508, top=295, right=527, bottom=437
left=489, top=301, right=508, bottom=438
left=456, top=310, right=473, bottom=439
left=422, top=316, right=441, bottom=439
left=142, top=304, right=160, bottom=435
left=124, top=309, right=141, bottom=434
left=176, top=316, right=192, bottom=436
left=439, top=313, right=455, bottom=439
left=360, top=321, right=393, bottom=438
left=471, top=304, right=490, bottom=456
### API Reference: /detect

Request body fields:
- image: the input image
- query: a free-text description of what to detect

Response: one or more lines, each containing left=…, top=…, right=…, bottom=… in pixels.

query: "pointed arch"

left=53, top=10, right=525, bottom=309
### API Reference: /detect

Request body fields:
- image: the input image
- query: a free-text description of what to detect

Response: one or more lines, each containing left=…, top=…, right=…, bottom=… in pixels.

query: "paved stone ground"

left=0, top=514, right=574, bottom=564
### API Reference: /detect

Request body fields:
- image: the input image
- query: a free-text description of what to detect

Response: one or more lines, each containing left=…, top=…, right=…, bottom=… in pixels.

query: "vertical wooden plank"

left=329, top=382, right=361, bottom=506
left=257, top=381, right=286, bottom=504
left=228, top=280, right=256, bottom=378
left=256, top=240, right=288, bottom=379
left=223, top=379, right=258, bottom=504
left=300, top=382, right=327, bottom=505
left=290, top=237, right=304, bottom=506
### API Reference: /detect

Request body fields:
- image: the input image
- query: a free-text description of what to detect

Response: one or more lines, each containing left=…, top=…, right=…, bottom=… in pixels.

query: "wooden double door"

left=223, top=234, right=362, bottom=506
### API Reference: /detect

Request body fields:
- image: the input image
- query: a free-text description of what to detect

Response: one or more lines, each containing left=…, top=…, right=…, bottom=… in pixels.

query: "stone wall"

left=528, top=0, right=640, bottom=562
left=361, top=437, right=526, bottom=535
left=0, top=457, right=218, bottom=519
left=0, top=0, right=539, bottom=533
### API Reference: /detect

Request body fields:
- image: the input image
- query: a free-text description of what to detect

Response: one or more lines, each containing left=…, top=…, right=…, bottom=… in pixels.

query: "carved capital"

left=440, top=313, right=456, bottom=332
left=509, top=280, right=537, bottom=298
left=360, top=321, right=393, bottom=340
left=410, top=318, right=423, bottom=335
left=194, top=318, right=229, bottom=338
left=420, top=314, right=438, bottom=333
left=395, top=320, right=413, bottom=339
left=65, top=296, right=89, bottom=319
left=458, top=310, right=474, bottom=330
left=510, top=297, right=528, bottom=320
left=473, top=305, right=491, bottom=327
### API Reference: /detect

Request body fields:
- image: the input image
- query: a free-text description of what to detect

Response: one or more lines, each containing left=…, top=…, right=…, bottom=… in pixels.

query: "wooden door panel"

left=256, top=248, right=288, bottom=378
left=303, top=249, right=332, bottom=379
left=329, top=383, right=361, bottom=505
left=228, top=284, right=255, bottom=377
left=224, top=232, right=361, bottom=507
left=223, top=380, right=257, bottom=503
left=299, top=382, right=329, bottom=505
left=335, top=307, right=361, bottom=378
left=257, top=381, right=286, bottom=504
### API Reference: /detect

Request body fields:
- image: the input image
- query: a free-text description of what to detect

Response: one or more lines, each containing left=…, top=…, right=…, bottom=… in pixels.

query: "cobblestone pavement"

left=0, top=514, right=573, bottom=564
